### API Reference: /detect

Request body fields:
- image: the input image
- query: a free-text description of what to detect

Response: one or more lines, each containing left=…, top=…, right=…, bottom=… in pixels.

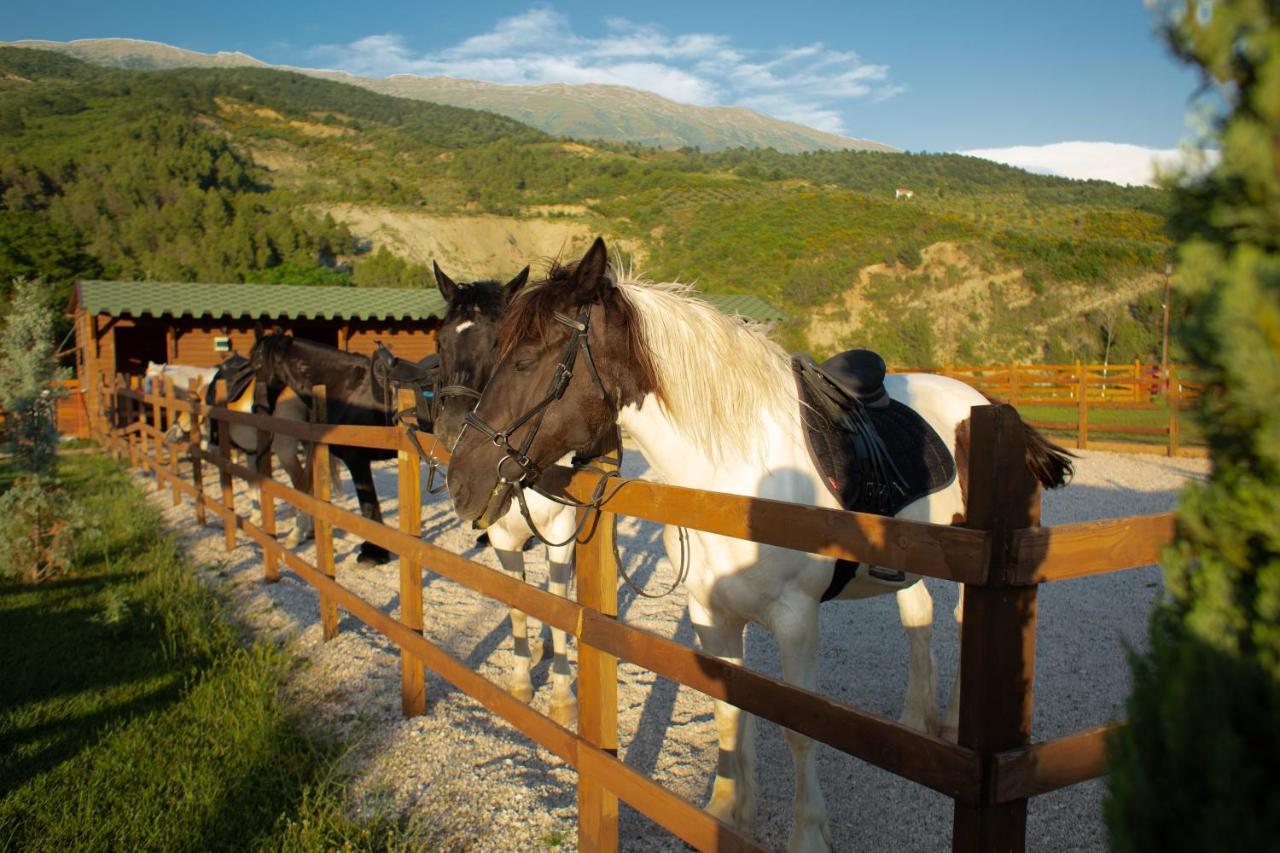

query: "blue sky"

left=2, top=1, right=1203, bottom=154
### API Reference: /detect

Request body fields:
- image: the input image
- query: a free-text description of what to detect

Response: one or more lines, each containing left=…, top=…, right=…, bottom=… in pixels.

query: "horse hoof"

left=357, top=546, right=392, bottom=565
left=550, top=698, right=577, bottom=727
left=511, top=682, right=534, bottom=703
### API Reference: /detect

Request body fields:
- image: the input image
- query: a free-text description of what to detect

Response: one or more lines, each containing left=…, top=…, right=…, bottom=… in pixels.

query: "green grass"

left=0, top=453, right=424, bottom=851
left=1016, top=401, right=1206, bottom=447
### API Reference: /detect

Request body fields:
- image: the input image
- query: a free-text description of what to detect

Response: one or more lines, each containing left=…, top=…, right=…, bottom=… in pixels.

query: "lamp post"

left=1161, top=263, right=1173, bottom=396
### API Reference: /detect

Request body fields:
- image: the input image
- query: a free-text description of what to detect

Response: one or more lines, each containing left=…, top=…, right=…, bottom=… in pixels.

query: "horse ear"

left=567, top=237, right=610, bottom=303
left=433, top=261, right=457, bottom=303
left=503, top=266, right=530, bottom=300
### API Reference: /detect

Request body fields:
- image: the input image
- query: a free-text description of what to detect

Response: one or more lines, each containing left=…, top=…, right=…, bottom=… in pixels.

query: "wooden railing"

left=87, top=369, right=1180, bottom=852
left=0, top=379, right=90, bottom=441
left=893, top=362, right=1204, bottom=457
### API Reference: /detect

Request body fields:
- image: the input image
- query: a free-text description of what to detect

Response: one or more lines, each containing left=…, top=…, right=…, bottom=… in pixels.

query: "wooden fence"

left=894, top=361, right=1204, bottom=457
left=86, top=370, right=1182, bottom=852
left=0, top=379, right=90, bottom=442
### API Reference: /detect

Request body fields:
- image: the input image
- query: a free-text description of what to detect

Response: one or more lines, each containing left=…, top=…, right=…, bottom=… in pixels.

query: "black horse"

left=248, top=333, right=437, bottom=564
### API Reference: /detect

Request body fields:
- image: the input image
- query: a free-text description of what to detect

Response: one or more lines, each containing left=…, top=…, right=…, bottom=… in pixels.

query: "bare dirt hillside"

left=316, top=204, right=640, bottom=281
left=806, top=241, right=1163, bottom=364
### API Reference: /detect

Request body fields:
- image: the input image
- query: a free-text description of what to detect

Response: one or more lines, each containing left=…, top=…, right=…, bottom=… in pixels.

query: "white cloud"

left=959, top=141, right=1220, bottom=187
left=305, top=8, right=902, bottom=135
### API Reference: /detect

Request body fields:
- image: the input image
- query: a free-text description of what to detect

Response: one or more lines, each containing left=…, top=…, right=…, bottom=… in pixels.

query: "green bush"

left=1105, top=3, right=1280, bottom=849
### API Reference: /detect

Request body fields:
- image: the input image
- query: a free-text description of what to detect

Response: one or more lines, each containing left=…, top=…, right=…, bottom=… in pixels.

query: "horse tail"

left=1021, top=419, right=1074, bottom=488
left=973, top=390, right=1074, bottom=488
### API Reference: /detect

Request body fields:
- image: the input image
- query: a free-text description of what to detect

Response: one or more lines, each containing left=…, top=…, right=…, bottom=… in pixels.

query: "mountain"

left=0, top=46, right=1174, bottom=366
left=3, top=37, right=896, bottom=154
left=8, top=38, right=266, bottom=71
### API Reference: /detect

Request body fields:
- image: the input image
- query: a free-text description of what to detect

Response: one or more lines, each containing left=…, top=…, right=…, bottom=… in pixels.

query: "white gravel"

left=142, top=446, right=1208, bottom=852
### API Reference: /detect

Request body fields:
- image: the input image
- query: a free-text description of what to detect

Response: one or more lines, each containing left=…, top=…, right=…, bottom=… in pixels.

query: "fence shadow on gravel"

left=88, top=369, right=1184, bottom=853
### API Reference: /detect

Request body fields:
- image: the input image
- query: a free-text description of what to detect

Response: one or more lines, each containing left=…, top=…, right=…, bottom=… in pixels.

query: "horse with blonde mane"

left=445, top=238, right=1072, bottom=852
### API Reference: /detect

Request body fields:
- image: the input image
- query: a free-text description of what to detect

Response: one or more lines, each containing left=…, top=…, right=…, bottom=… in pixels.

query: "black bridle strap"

left=460, top=304, right=604, bottom=488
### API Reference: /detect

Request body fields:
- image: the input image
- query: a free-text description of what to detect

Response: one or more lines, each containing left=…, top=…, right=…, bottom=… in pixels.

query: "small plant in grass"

left=0, top=278, right=89, bottom=582
left=0, top=479, right=92, bottom=583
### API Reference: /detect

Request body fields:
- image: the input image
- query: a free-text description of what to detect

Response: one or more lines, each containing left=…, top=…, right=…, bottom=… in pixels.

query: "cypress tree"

left=1105, top=3, right=1280, bottom=849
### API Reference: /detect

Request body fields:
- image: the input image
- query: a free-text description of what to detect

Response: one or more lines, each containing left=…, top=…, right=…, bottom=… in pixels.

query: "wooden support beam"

left=576, top=437, right=620, bottom=853
left=952, top=404, right=1041, bottom=853
left=188, top=377, right=206, bottom=527
left=397, top=387, right=426, bottom=717
left=216, top=379, right=236, bottom=551
left=311, top=384, right=339, bottom=640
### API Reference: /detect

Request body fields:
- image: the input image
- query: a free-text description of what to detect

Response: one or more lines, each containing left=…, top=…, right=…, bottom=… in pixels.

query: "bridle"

left=459, top=303, right=609, bottom=497
left=422, top=297, right=689, bottom=599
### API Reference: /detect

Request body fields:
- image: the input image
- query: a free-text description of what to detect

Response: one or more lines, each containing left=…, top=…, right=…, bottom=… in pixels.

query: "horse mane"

left=501, top=261, right=794, bottom=464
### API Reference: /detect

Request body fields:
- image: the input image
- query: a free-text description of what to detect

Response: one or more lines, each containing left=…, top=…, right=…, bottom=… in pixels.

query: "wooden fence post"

left=256, top=427, right=279, bottom=583
left=1008, top=362, right=1020, bottom=407
left=312, top=385, right=339, bottom=640
left=397, top=387, right=426, bottom=717
left=1132, top=358, right=1142, bottom=403
left=188, top=377, right=206, bottom=527
left=1075, top=366, right=1088, bottom=451
left=165, top=378, right=180, bottom=506
left=127, top=375, right=141, bottom=470
left=576, top=438, right=621, bottom=853
left=150, top=377, right=165, bottom=483
left=1167, top=365, right=1180, bottom=458
left=215, top=379, right=236, bottom=552
left=952, top=404, right=1041, bottom=853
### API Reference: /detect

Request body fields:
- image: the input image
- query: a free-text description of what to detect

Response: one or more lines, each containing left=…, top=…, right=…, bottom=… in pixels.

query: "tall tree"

left=1106, top=3, right=1280, bottom=849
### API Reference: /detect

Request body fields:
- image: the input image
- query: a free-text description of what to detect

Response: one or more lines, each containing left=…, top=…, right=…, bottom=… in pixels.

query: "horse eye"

left=514, top=359, right=535, bottom=372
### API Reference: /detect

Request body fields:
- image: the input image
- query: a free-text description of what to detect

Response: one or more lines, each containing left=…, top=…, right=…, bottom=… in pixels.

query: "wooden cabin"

left=69, top=281, right=447, bottom=432
left=67, top=279, right=784, bottom=434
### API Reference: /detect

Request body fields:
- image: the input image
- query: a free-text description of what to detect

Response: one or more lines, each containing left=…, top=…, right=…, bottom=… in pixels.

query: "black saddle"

left=373, top=343, right=441, bottom=429
left=793, top=349, right=956, bottom=601
left=206, top=353, right=253, bottom=406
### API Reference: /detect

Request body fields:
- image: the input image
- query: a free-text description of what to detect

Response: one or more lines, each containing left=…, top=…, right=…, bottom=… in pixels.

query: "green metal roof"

left=74, top=281, right=784, bottom=324
left=75, top=280, right=447, bottom=321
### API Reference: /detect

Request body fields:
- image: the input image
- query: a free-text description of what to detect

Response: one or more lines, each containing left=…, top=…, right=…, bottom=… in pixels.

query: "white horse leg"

left=896, top=579, right=940, bottom=735
left=942, top=584, right=964, bottom=741
left=276, top=436, right=313, bottom=547
left=773, top=602, right=832, bottom=853
left=689, top=596, right=756, bottom=833
left=545, top=531, right=576, bottom=727
left=491, top=539, right=535, bottom=703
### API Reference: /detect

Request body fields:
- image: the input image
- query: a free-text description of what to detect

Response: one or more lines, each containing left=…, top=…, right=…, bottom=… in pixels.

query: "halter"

left=460, top=304, right=609, bottom=493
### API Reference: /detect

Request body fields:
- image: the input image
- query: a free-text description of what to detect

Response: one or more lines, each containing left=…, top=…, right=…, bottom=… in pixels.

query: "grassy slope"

left=0, top=454, right=418, bottom=851
left=0, top=47, right=1176, bottom=362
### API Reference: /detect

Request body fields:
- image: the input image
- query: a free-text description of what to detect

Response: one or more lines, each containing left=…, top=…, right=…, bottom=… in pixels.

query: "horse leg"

left=896, top=579, right=941, bottom=735
left=772, top=599, right=832, bottom=853
left=941, top=584, right=964, bottom=741
left=689, top=595, right=756, bottom=834
left=491, top=531, right=535, bottom=703
left=276, top=436, right=313, bottom=547
left=544, top=524, right=577, bottom=727
left=346, top=456, right=391, bottom=564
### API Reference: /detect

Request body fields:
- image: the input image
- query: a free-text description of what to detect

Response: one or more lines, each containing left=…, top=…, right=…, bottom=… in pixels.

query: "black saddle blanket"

left=793, top=351, right=956, bottom=600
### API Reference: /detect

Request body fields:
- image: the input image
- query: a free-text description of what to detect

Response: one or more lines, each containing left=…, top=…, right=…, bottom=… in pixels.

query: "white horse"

left=444, top=238, right=1072, bottom=852
left=431, top=263, right=581, bottom=726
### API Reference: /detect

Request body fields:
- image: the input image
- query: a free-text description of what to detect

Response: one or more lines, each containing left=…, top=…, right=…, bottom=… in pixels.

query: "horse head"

left=446, top=237, right=655, bottom=526
left=431, top=260, right=529, bottom=449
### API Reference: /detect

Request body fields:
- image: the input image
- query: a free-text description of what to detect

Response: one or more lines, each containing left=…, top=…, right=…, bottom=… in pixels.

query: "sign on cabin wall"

left=214, top=336, right=232, bottom=353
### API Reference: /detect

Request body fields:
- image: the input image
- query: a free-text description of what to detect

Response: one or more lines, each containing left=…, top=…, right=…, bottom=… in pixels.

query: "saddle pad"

left=793, top=353, right=956, bottom=600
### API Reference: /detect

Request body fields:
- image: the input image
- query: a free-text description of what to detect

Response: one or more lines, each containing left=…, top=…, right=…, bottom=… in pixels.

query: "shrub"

left=1105, top=3, right=1280, bottom=850
left=0, top=475, right=93, bottom=583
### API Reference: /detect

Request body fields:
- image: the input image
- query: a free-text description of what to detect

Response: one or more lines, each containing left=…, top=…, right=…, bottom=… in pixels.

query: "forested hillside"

left=0, top=47, right=1177, bottom=363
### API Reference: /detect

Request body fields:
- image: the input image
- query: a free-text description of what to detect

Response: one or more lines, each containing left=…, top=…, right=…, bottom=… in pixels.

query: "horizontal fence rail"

left=88, top=370, right=1183, bottom=853
left=891, top=361, right=1205, bottom=458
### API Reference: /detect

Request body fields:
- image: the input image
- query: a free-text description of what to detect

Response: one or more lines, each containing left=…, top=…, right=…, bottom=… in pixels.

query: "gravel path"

left=143, top=447, right=1208, bottom=852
